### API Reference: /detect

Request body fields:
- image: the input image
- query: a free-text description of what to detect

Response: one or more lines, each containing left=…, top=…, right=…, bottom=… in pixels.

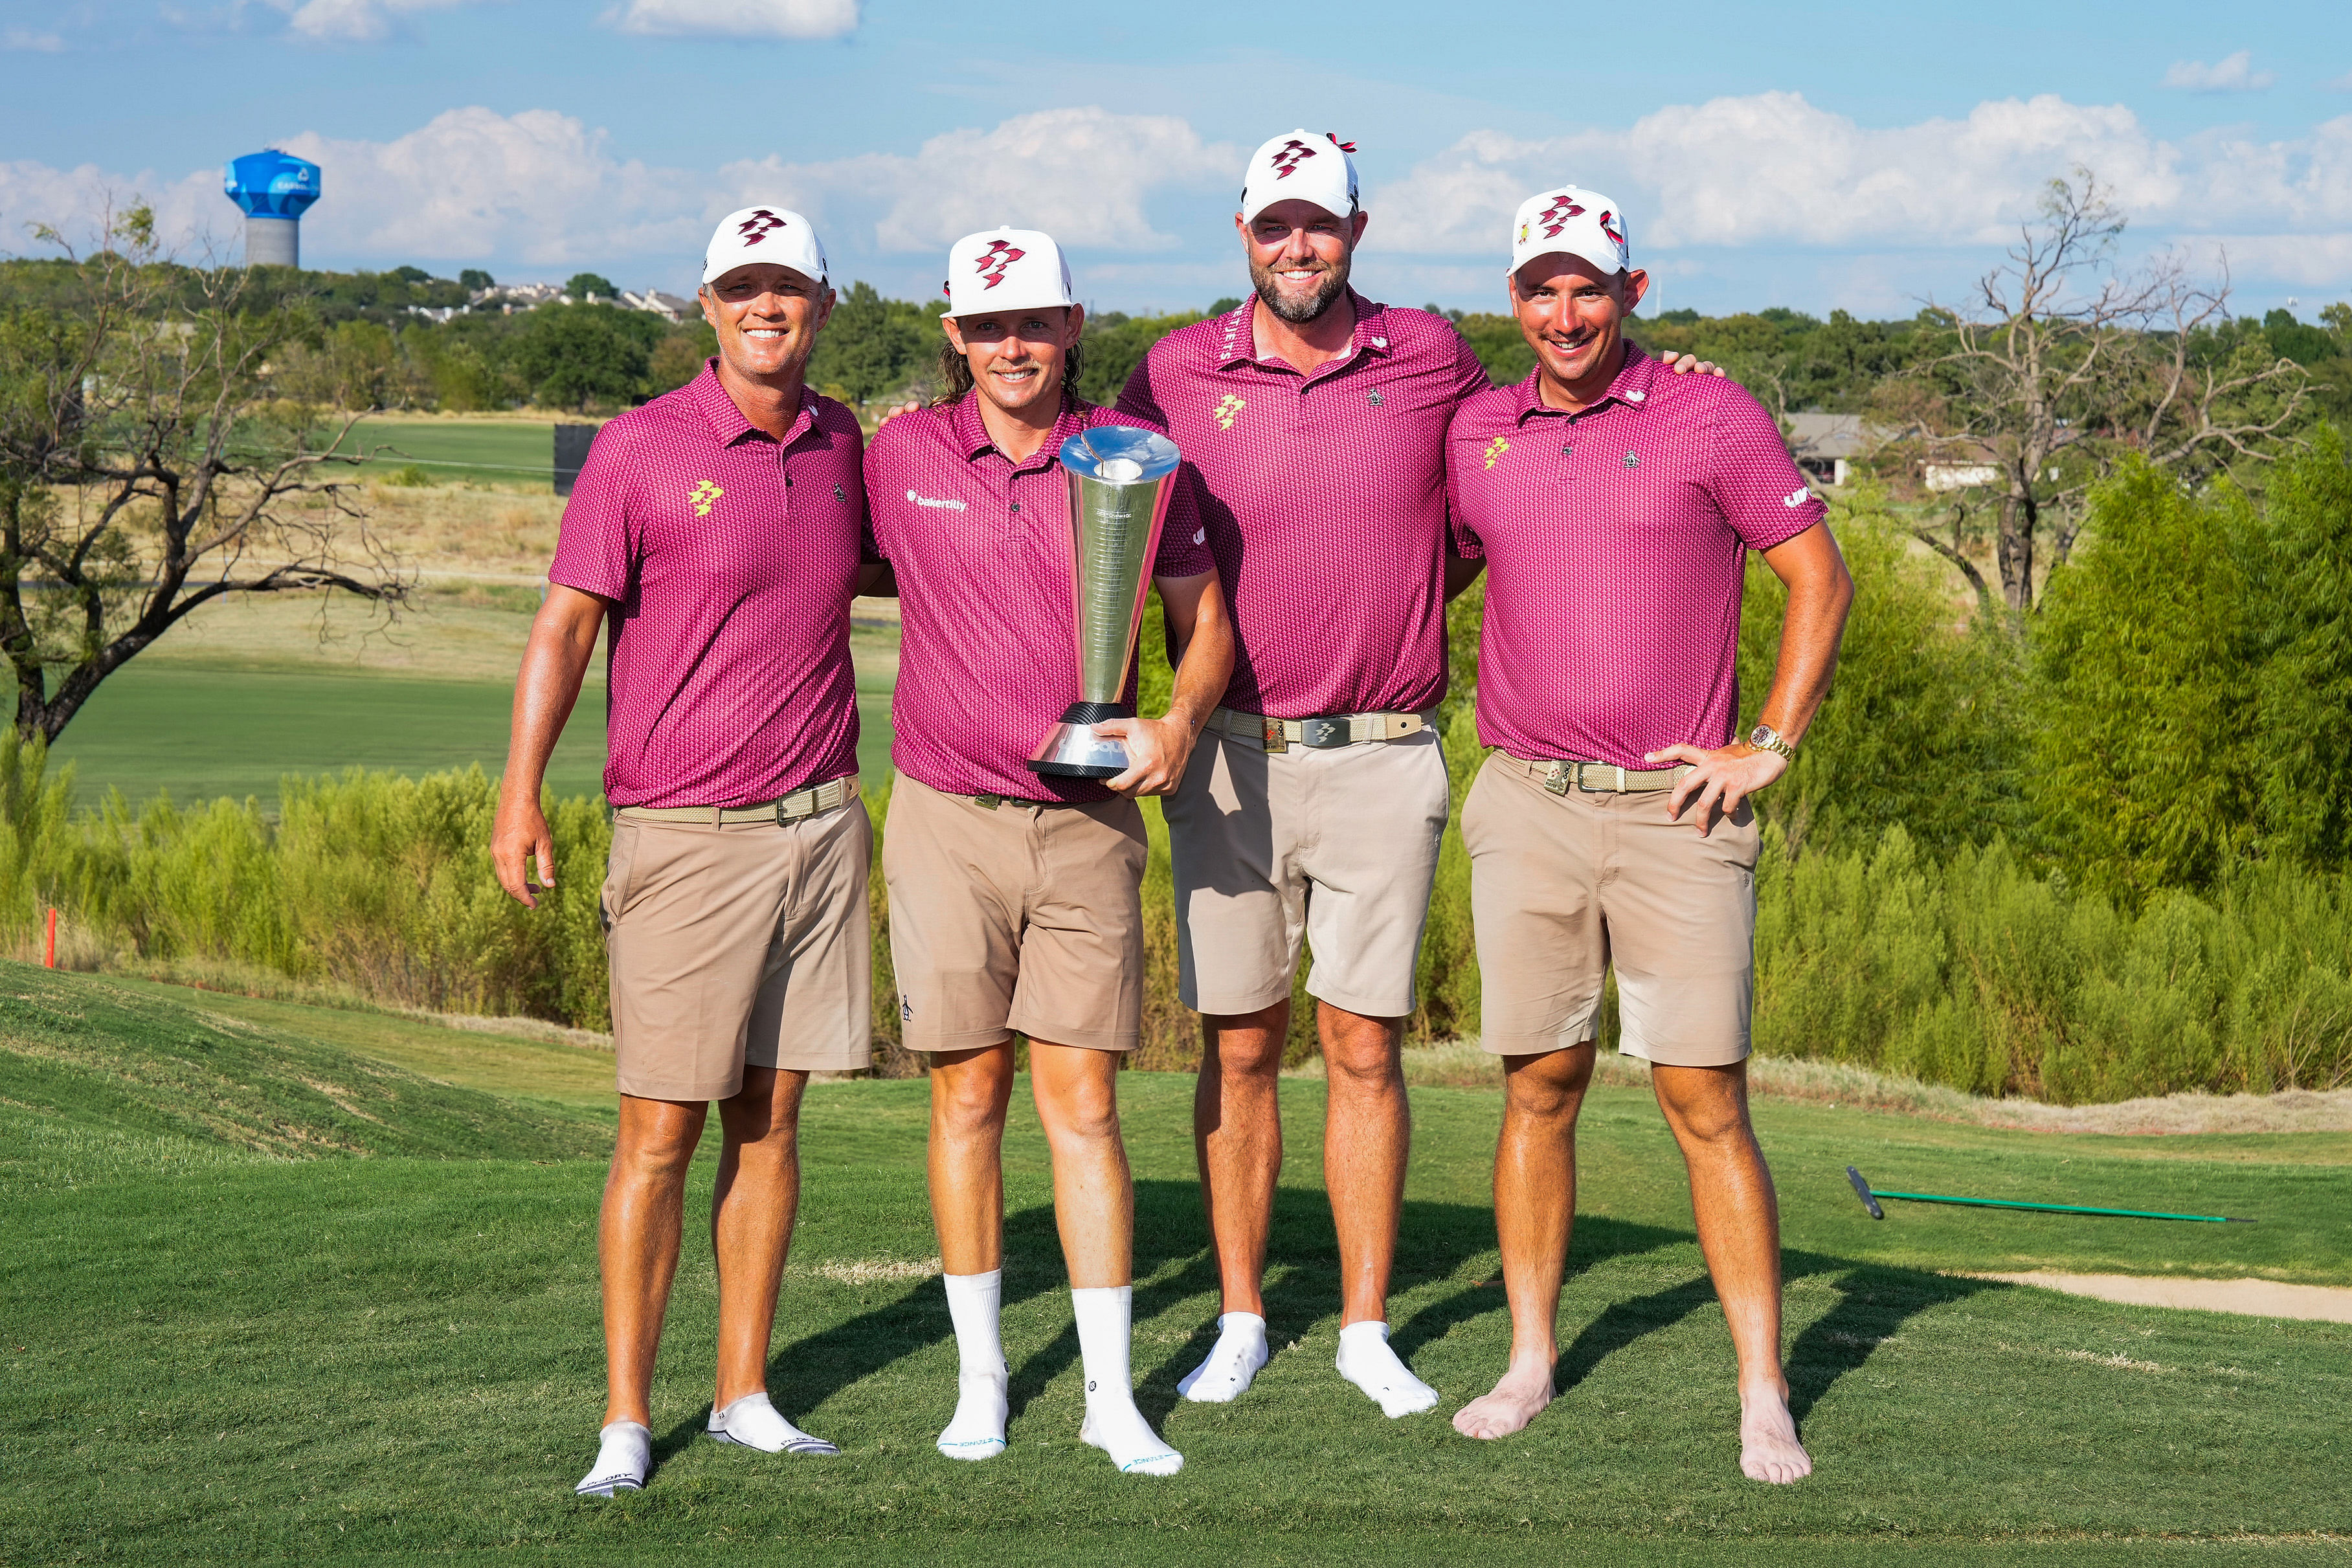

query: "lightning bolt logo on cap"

left=974, top=238, right=1026, bottom=289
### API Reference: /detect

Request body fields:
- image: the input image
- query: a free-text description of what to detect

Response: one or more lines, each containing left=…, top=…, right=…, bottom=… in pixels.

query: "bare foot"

left=1451, top=1356, right=1553, bottom=1440
left=1738, top=1384, right=1811, bottom=1483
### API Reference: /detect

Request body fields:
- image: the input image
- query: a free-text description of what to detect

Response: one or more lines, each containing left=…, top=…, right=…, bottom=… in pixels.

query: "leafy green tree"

left=564, top=273, right=618, bottom=300
left=649, top=320, right=717, bottom=396
left=0, top=207, right=408, bottom=742
left=2028, top=460, right=2263, bottom=901
left=510, top=303, right=660, bottom=410
left=458, top=269, right=493, bottom=292
left=2252, top=429, right=2352, bottom=869
left=1076, top=309, right=1205, bottom=405
left=1738, top=497, right=2025, bottom=857
left=805, top=282, right=930, bottom=407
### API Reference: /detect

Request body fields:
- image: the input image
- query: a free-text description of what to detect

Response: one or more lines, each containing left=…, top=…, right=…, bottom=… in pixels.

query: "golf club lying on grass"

left=1844, top=1166, right=2254, bottom=1224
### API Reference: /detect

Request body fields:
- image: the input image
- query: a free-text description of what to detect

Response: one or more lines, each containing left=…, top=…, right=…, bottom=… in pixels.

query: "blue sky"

left=4, top=0, right=2348, bottom=318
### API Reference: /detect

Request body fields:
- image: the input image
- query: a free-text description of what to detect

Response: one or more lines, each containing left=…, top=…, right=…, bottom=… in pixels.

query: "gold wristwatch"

left=1747, top=722, right=1795, bottom=760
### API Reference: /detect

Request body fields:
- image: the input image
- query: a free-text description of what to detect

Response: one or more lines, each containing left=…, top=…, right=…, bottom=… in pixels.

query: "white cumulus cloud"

left=273, top=0, right=488, bottom=44
left=720, top=107, right=1237, bottom=254
left=1373, top=93, right=2181, bottom=255
left=605, top=0, right=858, bottom=39
left=276, top=108, right=707, bottom=264
left=2163, top=50, right=2277, bottom=93
left=3, top=27, right=65, bottom=50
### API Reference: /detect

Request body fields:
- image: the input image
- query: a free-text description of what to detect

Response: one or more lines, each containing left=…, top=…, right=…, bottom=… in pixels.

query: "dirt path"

left=1973, top=1271, right=2352, bottom=1323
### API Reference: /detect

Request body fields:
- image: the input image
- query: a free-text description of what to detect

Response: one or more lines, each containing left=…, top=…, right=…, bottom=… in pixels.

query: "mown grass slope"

left=1, top=968, right=2346, bottom=1565
left=0, top=967, right=607, bottom=1180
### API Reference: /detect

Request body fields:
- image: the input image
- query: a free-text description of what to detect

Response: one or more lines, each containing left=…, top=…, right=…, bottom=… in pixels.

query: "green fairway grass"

left=38, top=664, right=893, bottom=809
left=341, top=418, right=561, bottom=489
left=2, top=966, right=2346, bottom=1563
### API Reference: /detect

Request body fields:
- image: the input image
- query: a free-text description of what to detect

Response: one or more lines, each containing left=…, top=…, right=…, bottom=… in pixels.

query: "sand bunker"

left=1971, top=1271, right=2352, bottom=1323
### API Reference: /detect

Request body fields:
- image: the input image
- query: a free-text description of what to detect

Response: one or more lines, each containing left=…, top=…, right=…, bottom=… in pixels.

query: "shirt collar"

left=1512, top=342, right=1659, bottom=423
left=1216, top=288, right=1394, bottom=369
left=950, top=390, right=1088, bottom=472
left=689, top=358, right=816, bottom=447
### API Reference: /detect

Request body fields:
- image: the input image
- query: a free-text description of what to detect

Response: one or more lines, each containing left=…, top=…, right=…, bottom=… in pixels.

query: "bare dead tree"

left=1900, top=171, right=2313, bottom=622
left=0, top=206, right=412, bottom=743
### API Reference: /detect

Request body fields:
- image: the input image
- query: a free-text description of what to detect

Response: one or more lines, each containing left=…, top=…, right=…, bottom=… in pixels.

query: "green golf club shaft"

left=1870, top=1189, right=2247, bottom=1223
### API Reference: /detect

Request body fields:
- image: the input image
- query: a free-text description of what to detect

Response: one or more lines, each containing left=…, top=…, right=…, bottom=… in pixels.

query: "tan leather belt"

left=614, top=776, right=859, bottom=826
left=1209, top=706, right=1433, bottom=754
left=1503, top=753, right=1692, bottom=795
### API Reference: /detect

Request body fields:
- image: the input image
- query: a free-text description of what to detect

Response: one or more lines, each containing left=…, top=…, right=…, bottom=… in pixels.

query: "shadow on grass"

left=756, top=1178, right=2000, bottom=1454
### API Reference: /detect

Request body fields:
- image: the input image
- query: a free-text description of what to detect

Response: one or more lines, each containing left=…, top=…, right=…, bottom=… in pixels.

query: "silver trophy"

left=1026, top=426, right=1182, bottom=779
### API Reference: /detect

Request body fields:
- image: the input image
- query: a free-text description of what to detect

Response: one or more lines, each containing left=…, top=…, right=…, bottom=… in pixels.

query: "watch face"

left=1750, top=724, right=1775, bottom=747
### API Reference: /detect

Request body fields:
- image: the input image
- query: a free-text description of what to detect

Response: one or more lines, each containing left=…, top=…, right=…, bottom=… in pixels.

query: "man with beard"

left=1444, top=186, right=1850, bottom=1483
left=1112, top=130, right=1487, bottom=1418
left=495, top=208, right=877, bottom=1497
left=1120, top=133, right=1720, bottom=1418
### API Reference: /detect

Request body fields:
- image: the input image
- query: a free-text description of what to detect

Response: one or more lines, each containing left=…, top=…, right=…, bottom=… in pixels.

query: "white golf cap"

left=702, top=205, right=828, bottom=287
left=1239, top=129, right=1360, bottom=225
left=942, top=227, right=1077, bottom=318
left=1507, top=185, right=1630, bottom=280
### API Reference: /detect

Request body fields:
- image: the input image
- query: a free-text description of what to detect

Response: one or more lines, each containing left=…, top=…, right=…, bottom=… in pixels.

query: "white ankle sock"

left=706, top=1391, right=838, bottom=1455
left=938, top=1270, right=1008, bottom=1460
left=1336, top=1319, right=1440, bottom=1418
left=1178, top=1311, right=1269, bottom=1403
left=1071, top=1285, right=1182, bottom=1476
left=574, top=1419, right=650, bottom=1497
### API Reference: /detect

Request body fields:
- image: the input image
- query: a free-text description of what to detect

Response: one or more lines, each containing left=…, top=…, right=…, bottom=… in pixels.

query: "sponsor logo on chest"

left=906, top=489, right=969, bottom=512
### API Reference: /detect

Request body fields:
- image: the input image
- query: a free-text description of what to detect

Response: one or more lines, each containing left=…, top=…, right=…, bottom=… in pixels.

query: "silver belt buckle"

left=1299, top=715, right=1352, bottom=748
left=1574, top=763, right=1628, bottom=793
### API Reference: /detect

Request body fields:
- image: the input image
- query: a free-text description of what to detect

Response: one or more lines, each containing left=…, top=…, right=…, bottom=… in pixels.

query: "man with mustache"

left=1119, top=131, right=1718, bottom=1419
left=1444, top=186, right=1852, bottom=1483
left=865, top=227, right=1233, bottom=1476
left=495, top=208, right=877, bottom=1497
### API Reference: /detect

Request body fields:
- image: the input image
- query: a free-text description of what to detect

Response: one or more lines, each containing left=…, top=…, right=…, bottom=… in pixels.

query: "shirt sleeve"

left=1443, top=410, right=1486, bottom=561
left=1709, top=388, right=1828, bottom=551
left=1115, top=346, right=1169, bottom=427
left=860, top=434, right=895, bottom=561
left=546, top=420, right=637, bottom=599
left=1151, top=463, right=1215, bottom=579
left=1448, top=330, right=1494, bottom=403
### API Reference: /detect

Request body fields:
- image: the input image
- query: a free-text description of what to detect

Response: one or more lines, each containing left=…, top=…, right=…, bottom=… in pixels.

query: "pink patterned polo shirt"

left=1446, top=347, right=1827, bottom=770
left=548, top=364, right=870, bottom=809
left=864, top=394, right=1215, bottom=803
left=1117, top=291, right=1491, bottom=719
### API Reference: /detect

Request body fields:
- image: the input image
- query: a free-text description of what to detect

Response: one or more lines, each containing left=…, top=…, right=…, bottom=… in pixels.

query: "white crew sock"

left=937, top=1269, right=1008, bottom=1461
left=1178, top=1311, right=1269, bottom=1404
left=574, top=1419, right=650, bottom=1497
left=1335, top=1319, right=1440, bottom=1418
left=1070, top=1285, right=1182, bottom=1476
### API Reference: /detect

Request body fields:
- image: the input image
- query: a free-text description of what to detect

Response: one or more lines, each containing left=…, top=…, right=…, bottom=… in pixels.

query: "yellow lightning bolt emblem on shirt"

left=1213, top=393, right=1246, bottom=431
left=688, top=479, right=723, bottom=516
left=1482, top=436, right=1510, bottom=470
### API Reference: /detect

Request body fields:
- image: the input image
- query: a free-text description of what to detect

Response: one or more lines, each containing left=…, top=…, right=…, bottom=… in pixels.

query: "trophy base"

left=1027, top=701, right=1134, bottom=779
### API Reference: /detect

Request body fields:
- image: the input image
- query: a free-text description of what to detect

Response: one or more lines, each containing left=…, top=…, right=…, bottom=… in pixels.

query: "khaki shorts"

left=1165, top=728, right=1450, bottom=1019
left=1461, top=754, right=1758, bottom=1067
left=882, top=774, right=1148, bottom=1054
left=601, top=793, right=874, bottom=1101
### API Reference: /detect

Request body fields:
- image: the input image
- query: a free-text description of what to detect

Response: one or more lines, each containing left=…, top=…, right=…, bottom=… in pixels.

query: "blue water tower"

left=223, top=150, right=320, bottom=269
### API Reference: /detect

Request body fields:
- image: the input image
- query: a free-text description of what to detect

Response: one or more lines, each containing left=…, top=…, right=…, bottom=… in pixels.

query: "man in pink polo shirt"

left=866, top=227, right=1233, bottom=1477
left=1115, top=128, right=1489, bottom=1419
left=493, top=207, right=879, bottom=1497
left=1444, top=186, right=1853, bottom=1481
left=1116, top=130, right=1716, bottom=1418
